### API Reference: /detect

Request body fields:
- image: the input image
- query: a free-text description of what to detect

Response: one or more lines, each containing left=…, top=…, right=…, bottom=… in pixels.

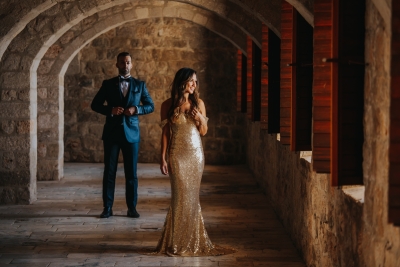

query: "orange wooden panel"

left=313, top=0, right=333, bottom=173
left=261, top=24, right=269, bottom=129
left=280, top=1, right=294, bottom=146
left=237, top=50, right=242, bottom=112
left=247, top=36, right=253, bottom=120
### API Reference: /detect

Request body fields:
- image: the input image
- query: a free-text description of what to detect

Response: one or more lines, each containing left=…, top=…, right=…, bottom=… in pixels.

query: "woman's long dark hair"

left=167, top=67, right=199, bottom=121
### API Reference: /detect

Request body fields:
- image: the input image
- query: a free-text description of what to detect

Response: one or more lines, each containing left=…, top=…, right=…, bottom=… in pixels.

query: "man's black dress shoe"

left=100, top=207, right=113, bottom=218
left=127, top=208, right=140, bottom=218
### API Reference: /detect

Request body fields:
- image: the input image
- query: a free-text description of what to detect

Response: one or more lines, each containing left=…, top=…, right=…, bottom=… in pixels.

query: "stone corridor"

left=0, top=163, right=305, bottom=267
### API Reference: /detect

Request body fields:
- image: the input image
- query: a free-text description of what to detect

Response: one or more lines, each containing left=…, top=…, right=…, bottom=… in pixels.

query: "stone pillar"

left=0, top=70, right=37, bottom=204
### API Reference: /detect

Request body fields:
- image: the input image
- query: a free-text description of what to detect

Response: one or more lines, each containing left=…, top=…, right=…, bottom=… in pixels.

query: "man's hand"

left=112, top=107, right=124, bottom=115
left=123, top=106, right=136, bottom=116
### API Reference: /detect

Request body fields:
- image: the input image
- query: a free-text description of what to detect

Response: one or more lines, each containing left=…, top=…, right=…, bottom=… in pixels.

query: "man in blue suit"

left=91, top=52, right=154, bottom=219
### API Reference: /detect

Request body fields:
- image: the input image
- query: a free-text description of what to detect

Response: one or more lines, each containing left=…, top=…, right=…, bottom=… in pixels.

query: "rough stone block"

left=222, top=140, right=237, bottom=153
left=38, top=74, right=59, bottom=88
left=37, top=88, right=48, bottom=99
left=78, top=0, right=97, bottom=14
left=37, top=60, right=55, bottom=75
left=204, top=139, right=221, bottom=151
left=17, top=90, right=30, bottom=101
left=135, top=8, right=149, bottom=19
left=1, top=121, right=15, bottom=135
left=1, top=152, right=15, bottom=170
left=38, top=114, right=51, bottom=129
left=215, top=126, right=229, bottom=138
left=0, top=170, right=30, bottom=186
left=46, top=143, right=60, bottom=158
left=1, top=72, right=29, bottom=89
left=82, top=138, right=102, bottom=151
left=193, top=13, right=208, bottom=26
left=88, top=124, right=104, bottom=138
left=1, top=54, right=21, bottom=71
left=14, top=151, right=30, bottom=170
left=0, top=187, right=16, bottom=204
left=1, top=90, right=17, bottom=101
left=0, top=103, right=30, bottom=119
left=16, top=120, right=31, bottom=134
left=44, top=44, right=63, bottom=59
left=38, top=142, right=47, bottom=158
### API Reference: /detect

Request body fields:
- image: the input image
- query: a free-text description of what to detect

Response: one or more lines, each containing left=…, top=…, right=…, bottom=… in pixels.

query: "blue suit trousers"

left=102, top=125, right=139, bottom=210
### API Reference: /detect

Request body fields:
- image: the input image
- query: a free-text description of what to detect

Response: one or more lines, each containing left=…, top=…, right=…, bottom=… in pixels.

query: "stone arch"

left=36, top=2, right=247, bottom=181
left=0, top=0, right=268, bottom=61
left=0, top=0, right=315, bottom=204
left=285, top=0, right=314, bottom=25
left=0, top=0, right=258, bottom=203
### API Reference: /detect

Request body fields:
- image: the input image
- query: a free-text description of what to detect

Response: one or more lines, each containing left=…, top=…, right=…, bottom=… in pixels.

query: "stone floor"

left=0, top=163, right=306, bottom=267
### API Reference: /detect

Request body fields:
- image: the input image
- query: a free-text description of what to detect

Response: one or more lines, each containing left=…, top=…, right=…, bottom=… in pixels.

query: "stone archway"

left=36, top=1, right=248, bottom=181
left=0, top=0, right=271, bottom=204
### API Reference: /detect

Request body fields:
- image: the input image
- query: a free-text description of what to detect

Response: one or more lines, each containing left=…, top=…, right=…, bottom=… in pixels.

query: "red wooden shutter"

left=389, top=0, right=400, bottom=225
left=253, top=42, right=262, bottom=121
left=313, top=0, right=333, bottom=173
left=280, top=1, right=294, bottom=145
left=237, top=50, right=243, bottom=112
left=261, top=24, right=269, bottom=129
left=331, top=0, right=364, bottom=186
left=247, top=36, right=253, bottom=120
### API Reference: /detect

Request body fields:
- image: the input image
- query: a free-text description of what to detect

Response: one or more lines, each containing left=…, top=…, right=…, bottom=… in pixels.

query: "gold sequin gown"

left=154, top=112, right=235, bottom=257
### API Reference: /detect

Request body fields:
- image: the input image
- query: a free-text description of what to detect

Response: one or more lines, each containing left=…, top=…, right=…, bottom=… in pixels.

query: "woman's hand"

left=191, top=108, right=205, bottom=124
left=160, top=160, right=168, bottom=175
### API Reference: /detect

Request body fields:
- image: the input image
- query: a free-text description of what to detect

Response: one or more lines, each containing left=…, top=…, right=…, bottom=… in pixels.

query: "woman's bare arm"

left=160, top=99, right=171, bottom=175
left=193, top=99, right=208, bottom=136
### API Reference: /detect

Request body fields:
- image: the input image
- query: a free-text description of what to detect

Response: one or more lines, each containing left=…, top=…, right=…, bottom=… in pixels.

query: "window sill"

left=342, top=185, right=365, bottom=204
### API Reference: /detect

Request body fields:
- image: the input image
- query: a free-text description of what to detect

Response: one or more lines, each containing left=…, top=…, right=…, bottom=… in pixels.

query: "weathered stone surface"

left=16, top=120, right=30, bottom=134
left=1, top=90, right=17, bottom=101
left=1, top=121, right=15, bottom=135
left=44, top=44, right=63, bottom=59
left=1, top=152, right=15, bottom=170
left=0, top=170, right=31, bottom=186
left=0, top=103, right=30, bottom=119
left=1, top=54, right=21, bottom=71
left=37, top=88, right=48, bottom=99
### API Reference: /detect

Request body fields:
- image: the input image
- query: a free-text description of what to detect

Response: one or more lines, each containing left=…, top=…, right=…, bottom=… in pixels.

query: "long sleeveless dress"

left=154, top=112, right=235, bottom=257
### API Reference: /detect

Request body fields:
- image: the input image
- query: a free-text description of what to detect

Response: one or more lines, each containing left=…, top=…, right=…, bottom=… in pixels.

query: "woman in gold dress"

left=155, top=67, right=235, bottom=256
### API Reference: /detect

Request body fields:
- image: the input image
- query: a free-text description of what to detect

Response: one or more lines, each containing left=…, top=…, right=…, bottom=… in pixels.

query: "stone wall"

left=64, top=18, right=246, bottom=165
left=246, top=2, right=400, bottom=267
left=362, top=1, right=400, bottom=266
left=247, top=124, right=364, bottom=267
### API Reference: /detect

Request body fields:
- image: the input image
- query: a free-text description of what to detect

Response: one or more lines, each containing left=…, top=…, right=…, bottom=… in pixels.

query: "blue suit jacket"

left=91, top=76, right=154, bottom=143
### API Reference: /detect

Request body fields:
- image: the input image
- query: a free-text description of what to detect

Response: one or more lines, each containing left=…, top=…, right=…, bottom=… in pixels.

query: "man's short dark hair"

left=117, top=52, right=131, bottom=61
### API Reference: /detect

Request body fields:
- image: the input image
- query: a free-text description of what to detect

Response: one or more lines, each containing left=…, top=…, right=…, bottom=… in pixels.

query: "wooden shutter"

left=313, top=0, right=333, bottom=173
left=237, top=50, right=243, bottom=112
left=261, top=24, right=269, bottom=129
left=247, top=36, right=253, bottom=120
left=331, top=0, right=364, bottom=186
left=280, top=1, right=294, bottom=145
left=252, top=42, right=262, bottom=121
left=268, top=29, right=281, bottom=133
left=237, top=50, right=247, bottom=113
left=293, top=11, right=313, bottom=151
left=389, top=0, right=400, bottom=225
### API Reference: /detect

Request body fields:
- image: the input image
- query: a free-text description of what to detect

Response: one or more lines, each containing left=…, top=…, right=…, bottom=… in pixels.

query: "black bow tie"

left=120, top=77, right=130, bottom=82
